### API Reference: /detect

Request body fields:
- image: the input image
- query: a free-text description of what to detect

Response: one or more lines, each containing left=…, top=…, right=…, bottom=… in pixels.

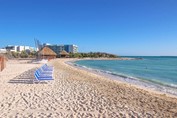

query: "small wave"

left=170, top=84, right=177, bottom=88
left=74, top=63, right=139, bottom=80
left=72, top=61, right=177, bottom=96
left=74, top=63, right=94, bottom=71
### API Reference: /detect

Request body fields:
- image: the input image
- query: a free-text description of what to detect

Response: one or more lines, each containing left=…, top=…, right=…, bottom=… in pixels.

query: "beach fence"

left=0, top=56, right=7, bottom=71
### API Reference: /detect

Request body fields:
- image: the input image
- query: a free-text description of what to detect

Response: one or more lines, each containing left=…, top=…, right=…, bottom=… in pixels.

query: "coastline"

left=0, top=58, right=177, bottom=117
left=55, top=58, right=177, bottom=117
left=66, top=58, right=177, bottom=98
left=69, top=57, right=141, bottom=61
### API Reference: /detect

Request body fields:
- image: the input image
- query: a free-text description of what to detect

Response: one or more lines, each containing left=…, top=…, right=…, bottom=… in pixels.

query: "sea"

left=73, top=56, right=177, bottom=96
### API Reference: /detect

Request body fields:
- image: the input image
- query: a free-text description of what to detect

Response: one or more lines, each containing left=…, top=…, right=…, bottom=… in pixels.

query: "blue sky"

left=0, top=0, right=177, bottom=56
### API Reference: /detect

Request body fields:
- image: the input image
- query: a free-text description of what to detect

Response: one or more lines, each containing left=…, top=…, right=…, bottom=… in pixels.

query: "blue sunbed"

left=34, top=64, right=54, bottom=82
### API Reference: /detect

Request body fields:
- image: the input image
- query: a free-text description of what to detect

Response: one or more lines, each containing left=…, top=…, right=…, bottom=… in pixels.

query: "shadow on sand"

left=8, top=68, right=47, bottom=84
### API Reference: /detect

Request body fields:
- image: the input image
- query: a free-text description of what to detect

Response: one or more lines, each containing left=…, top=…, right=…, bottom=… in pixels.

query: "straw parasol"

left=38, top=47, right=57, bottom=59
left=59, top=50, right=69, bottom=58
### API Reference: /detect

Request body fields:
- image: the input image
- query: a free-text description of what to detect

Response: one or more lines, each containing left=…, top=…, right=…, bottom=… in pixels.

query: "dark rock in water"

left=136, top=58, right=143, bottom=60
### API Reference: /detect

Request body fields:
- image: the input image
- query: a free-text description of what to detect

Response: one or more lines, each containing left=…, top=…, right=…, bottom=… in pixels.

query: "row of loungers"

left=34, top=64, right=54, bottom=82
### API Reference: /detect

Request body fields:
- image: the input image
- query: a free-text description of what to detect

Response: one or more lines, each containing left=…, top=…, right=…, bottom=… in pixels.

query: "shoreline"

left=1, top=58, right=177, bottom=117
left=71, top=57, right=141, bottom=60
left=66, top=58, right=177, bottom=98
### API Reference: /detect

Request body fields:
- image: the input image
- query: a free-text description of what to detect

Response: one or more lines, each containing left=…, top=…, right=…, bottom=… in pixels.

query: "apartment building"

left=5, top=45, right=35, bottom=53
left=64, top=45, right=78, bottom=53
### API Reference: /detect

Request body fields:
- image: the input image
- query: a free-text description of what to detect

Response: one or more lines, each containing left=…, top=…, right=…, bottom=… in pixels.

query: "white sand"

left=0, top=59, right=177, bottom=117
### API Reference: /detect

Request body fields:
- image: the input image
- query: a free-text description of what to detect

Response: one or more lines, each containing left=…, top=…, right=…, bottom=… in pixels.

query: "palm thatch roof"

left=38, top=47, right=57, bottom=56
left=59, top=50, right=69, bottom=55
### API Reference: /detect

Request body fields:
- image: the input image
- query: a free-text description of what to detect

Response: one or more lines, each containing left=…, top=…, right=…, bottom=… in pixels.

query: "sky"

left=0, top=0, right=177, bottom=56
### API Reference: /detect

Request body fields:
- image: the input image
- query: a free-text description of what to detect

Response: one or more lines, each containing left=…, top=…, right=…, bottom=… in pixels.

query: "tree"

left=20, top=51, right=28, bottom=58
left=69, top=52, right=118, bottom=58
left=11, top=52, right=19, bottom=58
left=29, top=51, right=37, bottom=58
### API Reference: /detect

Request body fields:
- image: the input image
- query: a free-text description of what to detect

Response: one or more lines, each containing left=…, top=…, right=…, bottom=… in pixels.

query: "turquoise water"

left=75, top=57, right=177, bottom=88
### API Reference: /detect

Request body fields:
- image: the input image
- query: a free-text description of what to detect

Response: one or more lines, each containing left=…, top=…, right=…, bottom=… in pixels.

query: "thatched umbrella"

left=38, top=47, right=57, bottom=60
left=59, top=50, right=69, bottom=58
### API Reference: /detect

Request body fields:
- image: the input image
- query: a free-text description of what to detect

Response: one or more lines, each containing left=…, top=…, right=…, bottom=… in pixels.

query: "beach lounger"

left=34, top=64, right=54, bottom=83
left=43, top=64, right=53, bottom=69
left=41, top=64, right=53, bottom=71
left=37, top=68, right=53, bottom=74
left=34, top=72, right=53, bottom=81
left=35, top=70, right=52, bottom=78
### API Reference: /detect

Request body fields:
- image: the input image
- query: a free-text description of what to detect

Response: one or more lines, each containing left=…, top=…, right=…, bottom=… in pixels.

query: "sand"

left=0, top=58, right=177, bottom=117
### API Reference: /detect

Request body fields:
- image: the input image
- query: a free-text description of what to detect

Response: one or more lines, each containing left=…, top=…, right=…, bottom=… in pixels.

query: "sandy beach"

left=0, top=58, right=177, bottom=117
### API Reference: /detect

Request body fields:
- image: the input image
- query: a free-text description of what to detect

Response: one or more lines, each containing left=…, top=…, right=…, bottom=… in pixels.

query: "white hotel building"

left=5, top=45, right=35, bottom=53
